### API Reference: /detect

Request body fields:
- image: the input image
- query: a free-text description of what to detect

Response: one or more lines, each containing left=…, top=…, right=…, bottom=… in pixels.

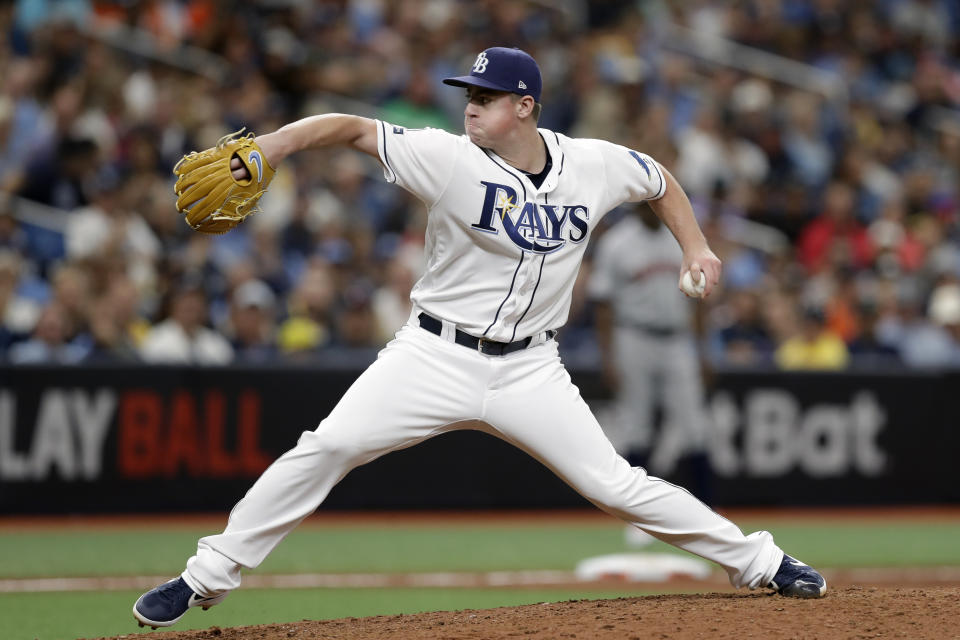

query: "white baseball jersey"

left=374, top=120, right=667, bottom=342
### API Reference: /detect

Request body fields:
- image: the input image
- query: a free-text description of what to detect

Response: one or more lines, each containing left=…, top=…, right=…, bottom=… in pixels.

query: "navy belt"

left=418, top=313, right=555, bottom=356
left=623, top=323, right=682, bottom=337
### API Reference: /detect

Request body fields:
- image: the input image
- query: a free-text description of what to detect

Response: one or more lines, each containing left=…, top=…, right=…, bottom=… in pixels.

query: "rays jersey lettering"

left=471, top=182, right=589, bottom=252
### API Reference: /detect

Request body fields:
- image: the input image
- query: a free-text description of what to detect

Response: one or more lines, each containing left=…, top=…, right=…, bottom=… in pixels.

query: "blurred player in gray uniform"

left=590, top=205, right=711, bottom=484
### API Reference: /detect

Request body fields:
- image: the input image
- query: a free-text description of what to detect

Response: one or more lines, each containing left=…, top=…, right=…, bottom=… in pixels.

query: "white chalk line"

left=2, top=567, right=959, bottom=593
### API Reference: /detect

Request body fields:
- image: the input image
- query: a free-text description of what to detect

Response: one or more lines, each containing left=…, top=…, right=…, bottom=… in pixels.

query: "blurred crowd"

left=1, top=0, right=960, bottom=369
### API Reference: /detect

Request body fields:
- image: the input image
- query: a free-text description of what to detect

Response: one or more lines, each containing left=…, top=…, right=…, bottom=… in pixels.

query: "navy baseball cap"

left=443, top=47, right=542, bottom=103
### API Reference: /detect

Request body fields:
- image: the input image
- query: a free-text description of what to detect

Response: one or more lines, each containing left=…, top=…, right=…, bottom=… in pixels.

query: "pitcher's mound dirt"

left=98, top=586, right=959, bottom=640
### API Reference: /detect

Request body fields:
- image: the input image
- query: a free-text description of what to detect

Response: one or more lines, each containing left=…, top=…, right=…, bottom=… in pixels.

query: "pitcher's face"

left=463, top=87, right=518, bottom=148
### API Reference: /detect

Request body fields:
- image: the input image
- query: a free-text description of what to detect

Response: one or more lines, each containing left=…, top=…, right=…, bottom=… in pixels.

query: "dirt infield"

left=91, top=586, right=959, bottom=640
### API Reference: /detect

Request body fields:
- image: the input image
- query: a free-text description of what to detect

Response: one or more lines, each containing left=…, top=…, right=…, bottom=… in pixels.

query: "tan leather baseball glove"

left=173, top=129, right=276, bottom=234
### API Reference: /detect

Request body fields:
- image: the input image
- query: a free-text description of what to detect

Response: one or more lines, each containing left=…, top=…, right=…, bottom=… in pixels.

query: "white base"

left=575, top=552, right=713, bottom=582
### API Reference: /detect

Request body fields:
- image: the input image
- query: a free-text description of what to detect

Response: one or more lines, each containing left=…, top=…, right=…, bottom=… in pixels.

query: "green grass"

left=0, top=587, right=662, bottom=640
left=0, top=525, right=628, bottom=577
left=737, top=520, right=960, bottom=568
left=2, top=520, right=959, bottom=578
left=1, top=516, right=959, bottom=640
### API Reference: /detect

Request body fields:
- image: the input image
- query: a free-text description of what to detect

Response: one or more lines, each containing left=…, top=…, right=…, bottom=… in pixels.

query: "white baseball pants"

left=183, top=323, right=782, bottom=596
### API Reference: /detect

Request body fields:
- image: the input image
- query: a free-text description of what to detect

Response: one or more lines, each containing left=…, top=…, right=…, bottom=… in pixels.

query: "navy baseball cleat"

left=133, top=577, right=227, bottom=629
left=769, top=553, right=827, bottom=598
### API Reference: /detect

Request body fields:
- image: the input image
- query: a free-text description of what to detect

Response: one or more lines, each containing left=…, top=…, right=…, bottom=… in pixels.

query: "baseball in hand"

left=680, top=269, right=707, bottom=298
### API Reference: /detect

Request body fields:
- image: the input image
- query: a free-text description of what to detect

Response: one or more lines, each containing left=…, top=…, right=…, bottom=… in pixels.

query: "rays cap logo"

left=443, top=47, right=542, bottom=103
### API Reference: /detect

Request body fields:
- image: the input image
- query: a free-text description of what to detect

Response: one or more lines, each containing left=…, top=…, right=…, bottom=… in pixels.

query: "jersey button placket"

left=505, top=264, right=534, bottom=326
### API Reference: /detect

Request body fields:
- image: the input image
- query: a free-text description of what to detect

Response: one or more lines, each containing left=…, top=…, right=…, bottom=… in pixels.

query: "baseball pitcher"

left=134, top=46, right=825, bottom=630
